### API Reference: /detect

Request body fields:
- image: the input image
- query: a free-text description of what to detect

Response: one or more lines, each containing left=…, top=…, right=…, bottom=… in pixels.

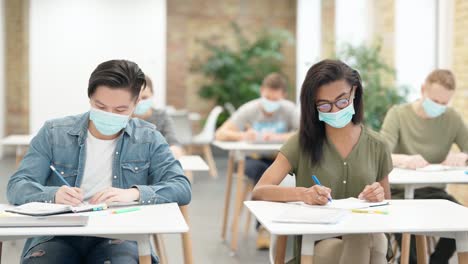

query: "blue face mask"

left=89, top=108, right=130, bottom=136
left=134, top=99, right=153, bottom=115
left=261, top=97, right=281, bottom=113
left=422, top=97, right=447, bottom=118
left=318, top=103, right=355, bottom=128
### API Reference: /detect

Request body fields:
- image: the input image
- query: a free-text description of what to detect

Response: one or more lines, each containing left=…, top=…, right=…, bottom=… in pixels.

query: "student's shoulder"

left=387, top=103, right=412, bottom=117
left=363, top=126, right=390, bottom=151
left=445, top=107, right=465, bottom=124
left=130, top=117, right=157, bottom=133
left=129, top=118, right=169, bottom=144
left=44, top=113, right=88, bottom=129
left=281, top=131, right=300, bottom=149
left=236, top=99, right=261, bottom=113
left=280, top=99, right=297, bottom=112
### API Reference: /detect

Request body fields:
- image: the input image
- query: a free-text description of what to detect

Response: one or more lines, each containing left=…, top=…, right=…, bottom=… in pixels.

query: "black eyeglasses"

left=316, top=87, right=354, bottom=113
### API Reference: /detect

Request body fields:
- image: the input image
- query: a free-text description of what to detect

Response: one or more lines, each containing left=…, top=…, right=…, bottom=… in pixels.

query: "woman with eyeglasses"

left=252, top=59, right=392, bottom=264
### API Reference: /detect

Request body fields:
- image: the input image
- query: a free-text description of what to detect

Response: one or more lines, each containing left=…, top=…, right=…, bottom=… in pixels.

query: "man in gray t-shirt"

left=215, top=73, right=299, bottom=249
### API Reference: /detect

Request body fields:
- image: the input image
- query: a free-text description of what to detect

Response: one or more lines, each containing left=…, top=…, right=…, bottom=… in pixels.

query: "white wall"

left=296, top=0, right=322, bottom=104
left=335, top=0, right=373, bottom=50
left=29, top=0, right=166, bottom=133
left=437, top=0, right=454, bottom=69
left=395, top=0, right=437, bottom=100
left=0, top=0, right=5, bottom=158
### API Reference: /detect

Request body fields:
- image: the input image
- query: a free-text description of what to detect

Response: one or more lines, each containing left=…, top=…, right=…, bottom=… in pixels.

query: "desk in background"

left=212, top=140, right=282, bottom=253
left=389, top=167, right=468, bottom=263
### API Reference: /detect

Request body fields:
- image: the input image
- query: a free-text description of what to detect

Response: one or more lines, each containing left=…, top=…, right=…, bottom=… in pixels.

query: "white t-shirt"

left=81, top=131, right=117, bottom=201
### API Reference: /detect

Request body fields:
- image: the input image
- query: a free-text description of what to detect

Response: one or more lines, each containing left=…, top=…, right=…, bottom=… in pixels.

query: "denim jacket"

left=7, top=112, right=192, bottom=256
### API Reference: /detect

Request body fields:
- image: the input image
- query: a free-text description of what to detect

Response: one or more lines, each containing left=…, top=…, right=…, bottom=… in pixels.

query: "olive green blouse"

left=279, top=126, right=393, bottom=263
left=280, top=126, right=392, bottom=196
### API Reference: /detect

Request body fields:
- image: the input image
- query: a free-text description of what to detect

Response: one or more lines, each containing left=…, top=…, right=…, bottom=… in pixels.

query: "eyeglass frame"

left=315, top=86, right=355, bottom=113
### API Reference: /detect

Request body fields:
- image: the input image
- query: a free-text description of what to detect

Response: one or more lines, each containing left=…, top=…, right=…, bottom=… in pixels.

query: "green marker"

left=111, top=207, right=141, bottom=214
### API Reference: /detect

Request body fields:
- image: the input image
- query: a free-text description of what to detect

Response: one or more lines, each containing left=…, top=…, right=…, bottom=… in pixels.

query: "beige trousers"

left=313, top=234, right=387, bottom=264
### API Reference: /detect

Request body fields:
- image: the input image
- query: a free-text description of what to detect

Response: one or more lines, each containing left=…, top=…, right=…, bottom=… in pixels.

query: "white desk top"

left=0, top=135, right=33, bottom=146
left=212, top=140, right=283, bottom=152
left=389, top=168, right=468, bottom=185
left=179, top=155, right=209, bottom=171
left=0, top=203, right=188, bottom=237
left=245, top=200, right=468, bottom=236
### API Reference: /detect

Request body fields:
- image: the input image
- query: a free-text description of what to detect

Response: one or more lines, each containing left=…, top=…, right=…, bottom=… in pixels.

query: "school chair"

left=189, top=106, right=223, bottom=178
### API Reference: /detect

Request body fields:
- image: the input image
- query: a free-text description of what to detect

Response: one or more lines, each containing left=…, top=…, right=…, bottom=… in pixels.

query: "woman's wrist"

left=294, top=187, right=307, bottom=202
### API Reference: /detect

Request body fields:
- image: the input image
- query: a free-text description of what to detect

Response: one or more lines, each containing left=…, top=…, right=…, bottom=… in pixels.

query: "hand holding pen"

left=50, top=165, right=84, bottom=206
left=300, top=175, right=332, bottom=205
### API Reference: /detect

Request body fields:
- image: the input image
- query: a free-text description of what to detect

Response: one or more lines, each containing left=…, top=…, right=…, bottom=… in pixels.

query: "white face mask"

left=422, top=97, right=447, bottom=118
left=89, top=108, right=130, bottom=136
left=261, top=97, right=282, bottom=113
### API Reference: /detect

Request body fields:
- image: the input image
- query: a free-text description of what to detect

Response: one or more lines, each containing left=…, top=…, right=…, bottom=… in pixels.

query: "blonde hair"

left=425, top=69, right=456, bottom=90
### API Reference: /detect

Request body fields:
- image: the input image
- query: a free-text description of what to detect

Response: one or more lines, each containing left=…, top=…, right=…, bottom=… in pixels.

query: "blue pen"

left=50, top=165, right=71, bottom=187
left=311, top=175, right=332, bottom=202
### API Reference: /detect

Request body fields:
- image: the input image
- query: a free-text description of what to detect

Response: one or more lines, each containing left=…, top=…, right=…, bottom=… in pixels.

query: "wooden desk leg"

left=275, top=236, right=288, bottom=264
left=180, top=205, right=193, bottom=264
left=137, top=235, right=152, bottom=264
left=185, top=170, right=194, bottom=183
left=15, top=146, right=27, bottom=167
left=401, top=233, right=411, bottom=264
left=456, top=232, right=468, bottom=264
left=153, top=234, right=168, bottom=264
left=229, top=158, right=245, bottom=252
left=203, top=144, right=218, bottom=178
left=300, top=255, right=314, bottom=264
left=221, top=152, right=234, bottom=241
left=415, top=235, right=428, bottom=264
left=458, top=252, right=468, bottom=264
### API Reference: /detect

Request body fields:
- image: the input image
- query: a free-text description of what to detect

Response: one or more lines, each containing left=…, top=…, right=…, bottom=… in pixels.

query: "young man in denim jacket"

left=7, top=59, right=191, bottom=264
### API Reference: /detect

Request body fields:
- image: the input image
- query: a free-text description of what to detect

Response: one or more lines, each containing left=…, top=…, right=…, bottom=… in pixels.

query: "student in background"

left=133, top=75, right=184, bottom=158
left=215, top=72, right=299, bottom=249
left=7, top=60, right=191, bottom=264
left=380, top=69, right=468, bottom=264
left=252, top=60, right=391, bottom=264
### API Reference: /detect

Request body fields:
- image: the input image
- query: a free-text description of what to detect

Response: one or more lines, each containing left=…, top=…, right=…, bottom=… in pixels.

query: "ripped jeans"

left=22, top=236, right=158, bottom=264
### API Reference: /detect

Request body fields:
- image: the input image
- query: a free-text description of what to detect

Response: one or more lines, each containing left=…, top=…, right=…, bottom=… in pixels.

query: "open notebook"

left=6, top=202, right=109, bottom=216
left=273, top=198, right=389, bottom=224
left=416, top=164, right=468, bottom=172
left=290, top=198, right=389, bottom=210
left=273, top=206, right=349, bottom=224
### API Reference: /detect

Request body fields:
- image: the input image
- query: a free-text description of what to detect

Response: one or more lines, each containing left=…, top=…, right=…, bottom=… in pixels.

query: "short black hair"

left=88, top=59, right=146, bottom=99
left=299, top=59, right=364, bottom=165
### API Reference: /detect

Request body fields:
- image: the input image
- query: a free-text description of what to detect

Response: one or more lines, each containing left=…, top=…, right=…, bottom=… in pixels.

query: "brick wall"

left=321, top=0, right=335, bottom=58
left=371, top=0, right=395, bottom=71
left=452, top=0, right=468, bottom=121
left=447, top=0, right=468, bottom=206
left=166, top=0, right=297, bottom=122
left=4, top=0, right=29, bottom=135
